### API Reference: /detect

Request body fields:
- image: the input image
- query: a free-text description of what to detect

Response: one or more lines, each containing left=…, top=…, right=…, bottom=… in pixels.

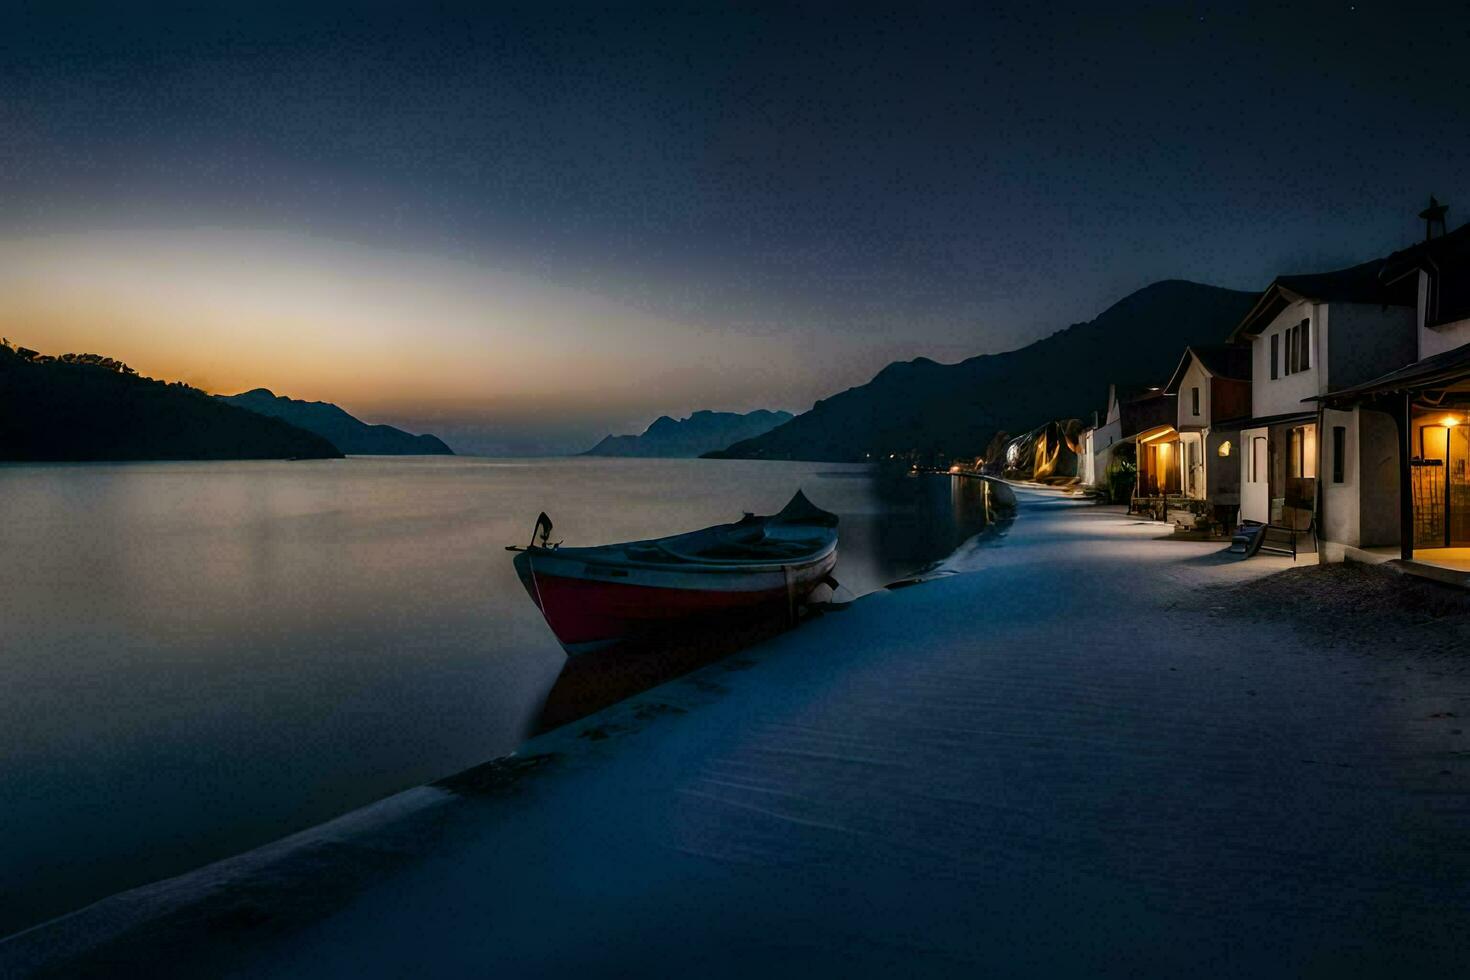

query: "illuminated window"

left=1289, top=425, right=1317, bottom=479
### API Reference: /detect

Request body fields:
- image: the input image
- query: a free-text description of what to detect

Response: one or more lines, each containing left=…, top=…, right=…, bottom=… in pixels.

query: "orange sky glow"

left=0, top=228, right=841, bottom=435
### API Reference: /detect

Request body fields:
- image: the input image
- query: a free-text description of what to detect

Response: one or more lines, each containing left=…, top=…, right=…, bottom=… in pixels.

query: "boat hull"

left=514, top=548, right=836, bottom=654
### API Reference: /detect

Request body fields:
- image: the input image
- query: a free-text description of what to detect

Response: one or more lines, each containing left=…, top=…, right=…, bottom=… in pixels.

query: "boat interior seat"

left=654, top=525, right=827, bottom=563
left=667, top=539, right=822, bottom=561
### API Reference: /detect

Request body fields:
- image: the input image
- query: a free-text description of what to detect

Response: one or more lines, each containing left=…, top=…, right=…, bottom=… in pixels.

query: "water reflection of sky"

left=0, top=458, right=999, bottom=937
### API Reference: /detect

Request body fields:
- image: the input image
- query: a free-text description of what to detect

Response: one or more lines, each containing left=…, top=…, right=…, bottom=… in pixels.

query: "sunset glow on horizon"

left=0, top=227, right=856, bottom=449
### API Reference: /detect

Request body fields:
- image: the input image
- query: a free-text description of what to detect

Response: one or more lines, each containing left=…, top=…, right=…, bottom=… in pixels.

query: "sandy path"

left=10, top=487, right=1470, bottom=977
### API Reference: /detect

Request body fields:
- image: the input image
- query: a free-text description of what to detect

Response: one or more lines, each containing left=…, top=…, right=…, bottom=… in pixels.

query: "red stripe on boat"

left=529, top=572, right=792, bottom=646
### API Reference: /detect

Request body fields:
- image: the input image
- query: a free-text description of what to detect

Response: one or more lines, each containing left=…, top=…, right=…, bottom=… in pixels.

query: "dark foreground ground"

left=1201, top=559, right=1470, bottom=656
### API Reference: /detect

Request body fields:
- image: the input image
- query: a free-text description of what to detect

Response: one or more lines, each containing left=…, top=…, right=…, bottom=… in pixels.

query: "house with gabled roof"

left=1160, top=344, right=1251, bottom=524
left=1226, top=256, right=1417, bottom=552
left=1107, top=386, right=1179, bottom=517
left=1079, top=384, right=1134, bottom=488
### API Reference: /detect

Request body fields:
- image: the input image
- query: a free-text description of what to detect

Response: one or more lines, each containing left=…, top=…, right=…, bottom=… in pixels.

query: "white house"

left=1316, top=218, right=1470, bottom=564
left=1227, top=258, right=1417, bottom=551
left=1082, top=383, right=1170, bottom=500
left=1081, top=386, right=1129, bottom=490
left=1160, top=345, right=1251, bottom=523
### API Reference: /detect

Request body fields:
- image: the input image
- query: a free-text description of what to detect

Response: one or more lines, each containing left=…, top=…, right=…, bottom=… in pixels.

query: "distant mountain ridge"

left=584, top=409, right=793, bottom=457
left=707, top=280, right=1257, bottom=462
left=218, top=389, right=453, bottom=455
left=0, top=342, right=341, bottom=461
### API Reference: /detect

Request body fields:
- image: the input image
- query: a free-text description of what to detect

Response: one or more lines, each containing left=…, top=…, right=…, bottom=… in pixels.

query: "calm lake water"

left=0, top=457, right=995, bottom=936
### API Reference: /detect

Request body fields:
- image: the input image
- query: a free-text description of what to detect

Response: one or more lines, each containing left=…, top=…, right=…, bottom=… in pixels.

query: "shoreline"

left=9, top=486, right=1470, bottom=976
left=0, top=455, right=953, bottom=940
left=0, top=477, right=1014, bottom=970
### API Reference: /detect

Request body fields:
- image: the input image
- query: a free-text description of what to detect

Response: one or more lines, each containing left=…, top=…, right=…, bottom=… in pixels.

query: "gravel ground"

left=1195, top=560, right=1470, bottom=660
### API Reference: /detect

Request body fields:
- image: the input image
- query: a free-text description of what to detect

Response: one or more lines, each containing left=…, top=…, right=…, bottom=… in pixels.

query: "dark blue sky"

left=3, top=2, right=1468, bottom=451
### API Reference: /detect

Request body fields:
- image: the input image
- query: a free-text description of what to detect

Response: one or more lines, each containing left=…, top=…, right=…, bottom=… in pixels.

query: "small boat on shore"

left=509, top=491, right=839, bottom=655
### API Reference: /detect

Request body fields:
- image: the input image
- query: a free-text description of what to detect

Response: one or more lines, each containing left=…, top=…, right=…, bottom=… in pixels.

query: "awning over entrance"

left=1134, top=425, right=1180, bottom=500
left=1134, top=424, right=1176, bottom=443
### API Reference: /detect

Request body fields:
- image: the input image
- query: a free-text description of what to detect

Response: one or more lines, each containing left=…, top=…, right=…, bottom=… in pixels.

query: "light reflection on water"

left=0, top=457, right=996, bottom=936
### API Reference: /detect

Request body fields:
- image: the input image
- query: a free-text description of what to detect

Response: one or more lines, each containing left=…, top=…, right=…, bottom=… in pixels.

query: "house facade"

left=1081, top=384, right=1142, bottom=498
left=1121, top=388, right=1179, bottom=510
left=1227, top=260, right=1417, bottom=549
left=1316, top=221, right=1470, bottom=563
left=1089, top=387, right=1126, bottom=477
left=1161, top=345, right=1251, bottom=523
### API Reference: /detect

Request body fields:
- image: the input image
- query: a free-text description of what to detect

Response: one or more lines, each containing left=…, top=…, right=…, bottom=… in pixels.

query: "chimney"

left=1419, top=194, right=1449, bottom=241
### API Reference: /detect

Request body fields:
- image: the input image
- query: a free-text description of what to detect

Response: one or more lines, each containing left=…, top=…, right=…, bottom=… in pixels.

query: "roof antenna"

left=1420, top=194, right=1449, bottom=241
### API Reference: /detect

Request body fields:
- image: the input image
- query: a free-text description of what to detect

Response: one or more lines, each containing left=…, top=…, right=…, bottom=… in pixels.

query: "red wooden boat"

left=509, top=491, right=838, bottom=655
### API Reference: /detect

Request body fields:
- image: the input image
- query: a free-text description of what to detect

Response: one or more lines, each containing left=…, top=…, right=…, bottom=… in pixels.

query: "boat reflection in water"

left=528, top=474, right=1014, bottom=732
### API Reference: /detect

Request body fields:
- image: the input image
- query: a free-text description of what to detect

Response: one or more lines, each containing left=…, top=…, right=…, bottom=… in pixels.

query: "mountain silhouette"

left=0, top=344, right=341, bottom=461
left=218, top=389, right=453, bottom=455
left=706, top=281, right=1256, bottom=462
left=583, top=409, right=793, bottom=457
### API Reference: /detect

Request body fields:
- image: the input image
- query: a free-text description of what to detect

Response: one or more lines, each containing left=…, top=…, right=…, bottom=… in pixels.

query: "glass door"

left=1417, top=423, right=1448, bottom=547
left=1283, top=424, right=1316, bottom=530
left=1451, top=426, right=1470, bottom=546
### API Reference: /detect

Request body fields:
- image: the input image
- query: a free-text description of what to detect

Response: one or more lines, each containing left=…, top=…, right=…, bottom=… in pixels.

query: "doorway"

left=1273, top=423, right=1315, bottom=530
left=1421, top=422, right=1470, bottom=547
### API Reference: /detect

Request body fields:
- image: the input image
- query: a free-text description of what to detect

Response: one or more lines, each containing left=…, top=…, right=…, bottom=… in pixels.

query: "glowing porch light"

left=1217, top=439, right=1232, bottom=457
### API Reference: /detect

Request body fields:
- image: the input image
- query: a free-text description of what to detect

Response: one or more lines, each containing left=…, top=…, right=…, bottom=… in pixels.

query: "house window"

left=1270, top=334, right=1279, bottom=379
left=1289, top=425, right=1317, bottom=479
left=1191, top=386, right=1200, bottom=416
left=1332, top=426, right=1345, bottom=483
left=1276, top=320, right=1312, bottom=378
